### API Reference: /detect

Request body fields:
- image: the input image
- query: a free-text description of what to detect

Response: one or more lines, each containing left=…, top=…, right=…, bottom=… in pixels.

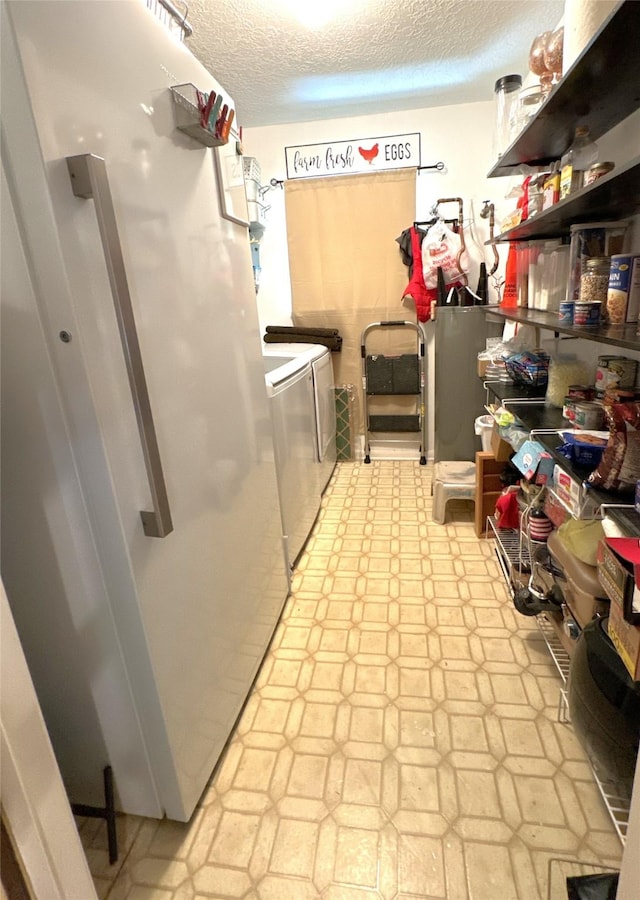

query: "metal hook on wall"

left=258, top=178, right=284, bottom=199
left=480, top=200, right=500, bottom=276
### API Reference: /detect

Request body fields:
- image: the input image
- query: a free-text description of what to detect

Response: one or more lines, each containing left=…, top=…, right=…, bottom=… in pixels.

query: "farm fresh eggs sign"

left=285, top=134, right=421, bottom=180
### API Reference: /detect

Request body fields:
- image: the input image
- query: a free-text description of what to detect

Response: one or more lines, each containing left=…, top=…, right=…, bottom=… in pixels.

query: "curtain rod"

left=418, top=162, right=445, bottom=173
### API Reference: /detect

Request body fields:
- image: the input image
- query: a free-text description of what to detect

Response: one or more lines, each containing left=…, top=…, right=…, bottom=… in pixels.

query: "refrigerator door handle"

left=66, top=153, right=174, bottom=538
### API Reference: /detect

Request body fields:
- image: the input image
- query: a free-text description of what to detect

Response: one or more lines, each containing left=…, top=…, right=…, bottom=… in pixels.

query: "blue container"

left=574, top=300, right=602, bottom=327
left=559, top=301, right=574, bottom=324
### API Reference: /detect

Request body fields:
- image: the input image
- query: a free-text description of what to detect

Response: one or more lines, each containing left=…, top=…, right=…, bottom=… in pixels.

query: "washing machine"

left=263, top=342, right=337, bottom=497
left=309, top=349, right=337, bottom=494
left=264, top=354, right=319, bottom=571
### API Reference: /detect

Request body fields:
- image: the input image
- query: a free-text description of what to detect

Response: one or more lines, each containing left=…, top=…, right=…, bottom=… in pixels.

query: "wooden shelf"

left=487, top=1, right=640, bottom=177
left=475, top=451, right=506, bottom=537
left=488, top=157, right=640, bottom=243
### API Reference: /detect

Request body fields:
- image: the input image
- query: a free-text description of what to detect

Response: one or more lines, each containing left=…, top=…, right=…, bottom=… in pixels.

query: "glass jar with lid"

left=579, top=257, right=611, bottom=305
left=584, top=162, right=615, bottom=186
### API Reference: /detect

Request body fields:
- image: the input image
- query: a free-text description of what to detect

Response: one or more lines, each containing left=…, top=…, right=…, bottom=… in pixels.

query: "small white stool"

left=432, top=461, right=476, bottom=524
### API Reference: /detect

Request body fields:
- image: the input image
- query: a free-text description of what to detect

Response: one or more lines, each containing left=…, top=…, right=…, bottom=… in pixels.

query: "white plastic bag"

left=545, top=353, right=591, bottom=408
left=421, top=219, right=466, bottom=289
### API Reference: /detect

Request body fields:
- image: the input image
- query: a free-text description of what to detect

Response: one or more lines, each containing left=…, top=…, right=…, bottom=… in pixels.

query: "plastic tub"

left=475, top=415, right=494, bottom=452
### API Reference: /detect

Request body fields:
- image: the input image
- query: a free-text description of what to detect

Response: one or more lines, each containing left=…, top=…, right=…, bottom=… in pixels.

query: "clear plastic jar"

left=494, top=74, right=522, bottom=158
left=566, top=221, right=629, bottom=303
left=580, top=257, right=611, bottom=304
left=514, top=84, right=545, bottom=135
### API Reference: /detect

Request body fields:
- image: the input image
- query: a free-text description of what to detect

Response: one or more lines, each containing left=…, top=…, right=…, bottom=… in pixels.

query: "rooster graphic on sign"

left=358, top=143, right=379, bottom=164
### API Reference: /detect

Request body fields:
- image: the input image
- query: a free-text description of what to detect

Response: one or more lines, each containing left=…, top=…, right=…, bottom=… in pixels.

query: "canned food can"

left=573, top=300, right=602, bottom=326
left=558, top=301, right=574, bottom=324
left=584, top=161, right=615, bottom=185
left=528, top=510, right=553, bottom=542
left=568, top=385, right=595, bottom=400
left=606, top=255, right=640, bottom=325
left=562, top=397, right=577, bottom=421
left=596, top=356, right=638, bottom=391
left=573, top=400, right=605, bottom=430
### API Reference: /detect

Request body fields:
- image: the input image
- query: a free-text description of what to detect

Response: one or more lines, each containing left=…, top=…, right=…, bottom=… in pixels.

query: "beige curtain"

left=285, top=169, right=417, bottom=432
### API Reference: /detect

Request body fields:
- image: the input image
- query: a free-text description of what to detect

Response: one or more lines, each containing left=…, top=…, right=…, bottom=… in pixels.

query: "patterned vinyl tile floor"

left=76, top=461, right=623, bottom=900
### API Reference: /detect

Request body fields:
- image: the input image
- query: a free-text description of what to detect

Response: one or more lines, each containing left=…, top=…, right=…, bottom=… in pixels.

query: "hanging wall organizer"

left=170, top=83, right=235, bottom=148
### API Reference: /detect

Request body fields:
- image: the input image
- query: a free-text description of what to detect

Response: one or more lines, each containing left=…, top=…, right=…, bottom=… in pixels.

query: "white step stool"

left=432, top=461, right=476, bottom=524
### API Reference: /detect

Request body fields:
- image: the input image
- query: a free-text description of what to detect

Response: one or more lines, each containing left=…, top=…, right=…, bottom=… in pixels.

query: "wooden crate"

left=475, top=451, right=505, bottom=537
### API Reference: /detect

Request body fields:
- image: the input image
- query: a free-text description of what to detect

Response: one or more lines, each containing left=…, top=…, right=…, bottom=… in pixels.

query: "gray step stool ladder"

left=360, top=320, right=427, bottom=465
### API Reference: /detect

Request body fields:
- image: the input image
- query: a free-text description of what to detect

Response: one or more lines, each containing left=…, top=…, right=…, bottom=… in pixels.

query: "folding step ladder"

left=360, top=320, right=427, bottom=465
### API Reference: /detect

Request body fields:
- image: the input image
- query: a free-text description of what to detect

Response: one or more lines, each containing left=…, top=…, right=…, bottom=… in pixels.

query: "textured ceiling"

left=185, top=0, right=564, bottom=127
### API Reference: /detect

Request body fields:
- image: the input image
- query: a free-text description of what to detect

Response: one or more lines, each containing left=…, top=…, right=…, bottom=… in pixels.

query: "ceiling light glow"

left=272, top=0, right=362, bottom=29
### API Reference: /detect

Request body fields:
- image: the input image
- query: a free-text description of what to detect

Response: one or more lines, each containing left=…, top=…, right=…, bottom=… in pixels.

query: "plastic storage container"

left=530, top=240, right=561, bottom=309
left=493, top=74, right=522, bottom=158
left=566, top=221, right=629, bottom=304
left=475, top=415, right=494, bottom=452
left=527, top=243, right=543, bottom=309
left=516, top=242, right=531, bottom=307
left=541, top=242, right=570, bottom=312
left=514, top=84, right=545, bottom=137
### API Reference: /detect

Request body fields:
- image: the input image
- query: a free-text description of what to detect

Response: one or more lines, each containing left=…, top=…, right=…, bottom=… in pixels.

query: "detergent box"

left=511, top=440, right=555, bottom=484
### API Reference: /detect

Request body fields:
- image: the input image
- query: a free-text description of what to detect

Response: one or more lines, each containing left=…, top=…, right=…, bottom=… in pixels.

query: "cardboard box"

left=511, top=440, right=555, bottom=484
left=551, top=465, right=601, bottom=520
left=553, top=465, right=581, bottom=511
left=608, top=596, right=640, bottom=681
left=543, top=490, right=571, bottom=528
left=597, top=537, right=640, bottom=624
left=490, top=423, right=513, bottom=462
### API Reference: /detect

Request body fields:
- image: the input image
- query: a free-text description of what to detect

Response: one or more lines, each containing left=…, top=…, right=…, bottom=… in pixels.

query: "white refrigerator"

left=1, top=0, right=289, bottom=821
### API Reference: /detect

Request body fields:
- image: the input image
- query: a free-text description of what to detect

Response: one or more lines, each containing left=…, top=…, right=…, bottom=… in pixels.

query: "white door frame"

left=1, top=582, right=97, bottom=898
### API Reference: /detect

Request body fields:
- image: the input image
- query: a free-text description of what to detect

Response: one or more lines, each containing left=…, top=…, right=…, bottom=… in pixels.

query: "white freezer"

left=1, top=0, right=289, bottom=821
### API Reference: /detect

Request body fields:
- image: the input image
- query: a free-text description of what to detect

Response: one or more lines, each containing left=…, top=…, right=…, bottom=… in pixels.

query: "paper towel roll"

left=563, top=0, right=618, bottom=73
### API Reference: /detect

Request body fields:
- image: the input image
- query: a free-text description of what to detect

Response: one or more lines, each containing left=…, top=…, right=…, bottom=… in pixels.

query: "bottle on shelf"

left=542, top=163, right=561, bottom=209
left=501, top=243, right=519, bottom=307
left=559, top=126, right=598, bottom=199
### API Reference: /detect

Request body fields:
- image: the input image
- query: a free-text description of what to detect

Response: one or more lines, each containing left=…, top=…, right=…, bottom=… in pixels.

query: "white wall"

left=244, top=99, right=508, bottom=333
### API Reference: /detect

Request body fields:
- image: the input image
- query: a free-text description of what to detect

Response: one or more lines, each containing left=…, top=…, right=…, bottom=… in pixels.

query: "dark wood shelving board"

left=484, top=381, right=548, bottom=403
left=487, top=1, right=640, bottom=177
left=488, top=157, right=640, bottom=243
